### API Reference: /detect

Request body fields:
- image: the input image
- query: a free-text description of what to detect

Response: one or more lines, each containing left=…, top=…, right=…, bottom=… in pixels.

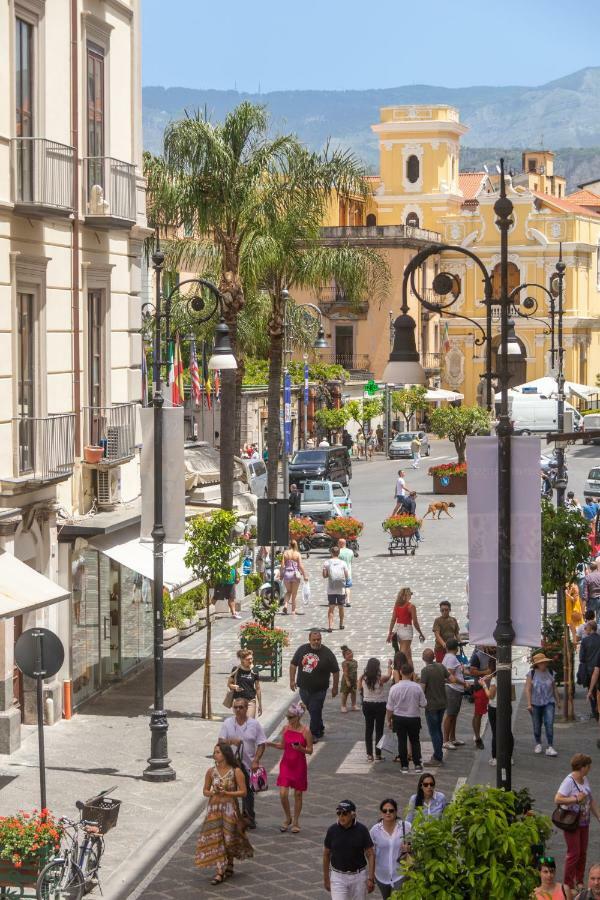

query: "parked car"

left=288, top=446, right=352, bottom=489
left=583, top=413, right=600, bottom=445
left=242, top=458, right=268, bottom=497
left=584, top=466, right=600, bottom=499
left=388, top=431, right=430, bottom=460
left=300, top=481, right=352, bottom=522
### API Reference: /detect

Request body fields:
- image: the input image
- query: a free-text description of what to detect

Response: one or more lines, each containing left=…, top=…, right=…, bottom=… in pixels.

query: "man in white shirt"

left=392, top=470, right=410, bottom=516
left=442, top=638, right=466, bottom=750
left=323, top=546, right=350, bottom=632
left=386, top=663, right=427, bottom=773
left=218, top=697, right=267, bottom=827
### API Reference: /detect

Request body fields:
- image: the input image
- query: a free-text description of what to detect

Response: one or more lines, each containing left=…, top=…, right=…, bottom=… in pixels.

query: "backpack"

left=328, top=559, right=347, bottom=583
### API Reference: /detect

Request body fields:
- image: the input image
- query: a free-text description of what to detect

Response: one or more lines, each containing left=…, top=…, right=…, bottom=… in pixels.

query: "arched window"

left=406, top=154, right=420, bottom=184
left=366, top=213, right=376, bottom=226
left=406, top=212, right=420, bottom=228
left=492, top=261, right=520, bottom=299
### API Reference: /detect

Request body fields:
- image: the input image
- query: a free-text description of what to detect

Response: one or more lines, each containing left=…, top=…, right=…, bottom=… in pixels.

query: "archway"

left=366, top=213, right=376, bottom=226
left=491, top=262, right=520, bottom=300
left=406, top=212, right=420, bottom=228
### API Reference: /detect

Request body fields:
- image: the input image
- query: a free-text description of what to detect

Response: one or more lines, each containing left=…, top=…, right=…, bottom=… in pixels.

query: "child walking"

left=340, top=645, right=359, bottom=712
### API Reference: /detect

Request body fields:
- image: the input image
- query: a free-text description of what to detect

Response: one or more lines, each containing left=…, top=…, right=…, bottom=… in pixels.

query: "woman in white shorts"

left=386, top=587, right=425, bottom=667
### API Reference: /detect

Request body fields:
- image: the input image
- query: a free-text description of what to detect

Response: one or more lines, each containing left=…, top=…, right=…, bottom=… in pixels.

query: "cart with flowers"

left=382, top=514, right=421, bottom=556
left=0, top=810, right=62, bottom=898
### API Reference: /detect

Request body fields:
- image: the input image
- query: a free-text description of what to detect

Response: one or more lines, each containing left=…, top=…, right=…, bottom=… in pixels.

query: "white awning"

left=89, top=526, right=199, bottom=596
left=425, top=388, right=464, bottom=401
left=0, top=552, right=70, bottom=619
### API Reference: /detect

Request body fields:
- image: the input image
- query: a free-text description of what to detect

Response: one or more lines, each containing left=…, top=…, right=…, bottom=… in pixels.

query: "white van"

left=583, top=414, right=600, bottom=445
left=510, top=397, right=583, bottom=434
left=242, top=458, right=268, bottom=497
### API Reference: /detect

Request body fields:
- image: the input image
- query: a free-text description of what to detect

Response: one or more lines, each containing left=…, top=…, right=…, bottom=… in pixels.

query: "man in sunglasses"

left=218, top=696, right=266, bottom=829
left=576, top=862, right=600, bottom=899
left=323, top=800, right=375, bottom=897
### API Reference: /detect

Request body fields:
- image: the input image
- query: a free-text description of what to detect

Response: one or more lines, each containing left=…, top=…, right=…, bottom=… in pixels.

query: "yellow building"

left=302, top=105, right=600, bottom=404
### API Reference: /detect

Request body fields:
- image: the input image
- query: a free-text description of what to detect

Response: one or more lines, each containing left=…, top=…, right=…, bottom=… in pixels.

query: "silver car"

left=388, top=431, right=431, bottom=460
left=584, top=466, right=600, bottom=499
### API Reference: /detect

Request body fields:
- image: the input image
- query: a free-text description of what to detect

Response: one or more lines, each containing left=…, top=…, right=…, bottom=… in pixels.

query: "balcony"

left=11, top=138, right=75, bottom=216
left=317, top=286, right=369, bottom=318
left=422, top=351, right=442, bottom=372
left=323, top=353, right=372, bottom=379
left=84, top=157, right=136, bottom=227
left=83, top=403, right=137, bottom=466
left=8, top=414, right=75, bottom=486
left=320, top=224, right=443, bottom=247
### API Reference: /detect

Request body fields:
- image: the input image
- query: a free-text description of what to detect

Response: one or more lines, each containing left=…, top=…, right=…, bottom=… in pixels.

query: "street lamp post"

left=142, top=252, right=235, bottom=782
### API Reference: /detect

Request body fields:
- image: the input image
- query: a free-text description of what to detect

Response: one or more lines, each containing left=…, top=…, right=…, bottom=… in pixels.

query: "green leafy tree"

left=541, top=499, right=590, bottom=594
left=346, top=398, right=384, bottom=449
left=184, top=510, right=238, bottom=718
left=314, top=406, right=351, bottom=441
left=428, top=405, right=491, bottom=463
left=395, top=785, right=551, bottom=899
left=391, top=386, right=428, bottom=430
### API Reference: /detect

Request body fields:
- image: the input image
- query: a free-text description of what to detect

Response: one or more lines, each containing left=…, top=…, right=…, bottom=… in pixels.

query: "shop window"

left=406, top=155, right=420, bottom=184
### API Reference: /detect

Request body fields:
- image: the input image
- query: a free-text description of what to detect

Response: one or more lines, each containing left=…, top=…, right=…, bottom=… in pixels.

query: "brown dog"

left=422, top=500, right=456, bottom=519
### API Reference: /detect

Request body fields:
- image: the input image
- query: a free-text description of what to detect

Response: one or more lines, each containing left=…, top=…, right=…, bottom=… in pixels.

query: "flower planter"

left=83, top=444, right=104, bottom=464
left=162, top=627, right=179, bottom=649
left=389, top=526, right=418, bottom=538
left=241, top=636, right=283, bottom=680
left=433, top=473, right=467, bottom=495
left=178, top=618, right=195, bottom=640
left=0, top=850, right=51, bottom=893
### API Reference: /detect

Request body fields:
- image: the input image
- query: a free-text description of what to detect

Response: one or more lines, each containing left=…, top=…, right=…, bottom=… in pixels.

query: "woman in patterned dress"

left=195, top=742, right=253, bottom=885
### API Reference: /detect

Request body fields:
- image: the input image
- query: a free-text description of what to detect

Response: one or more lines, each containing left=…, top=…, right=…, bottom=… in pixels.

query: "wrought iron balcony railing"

left=422, top=351, right=442, bottom=371
left=12, top=138, right=75, bottom=213
left=84, top=156, right=136, bottom=224
left=13, top=414, right=75, bottom=481
left=83, top=403, right=137, bottom=463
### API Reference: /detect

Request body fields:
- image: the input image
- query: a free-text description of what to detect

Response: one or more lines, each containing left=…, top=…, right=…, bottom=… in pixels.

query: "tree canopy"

left=428, top=405, right=491, bottom=463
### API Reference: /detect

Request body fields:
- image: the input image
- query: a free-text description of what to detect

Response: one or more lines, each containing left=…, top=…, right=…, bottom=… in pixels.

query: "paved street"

left=1, top=436, right=598, bottom=898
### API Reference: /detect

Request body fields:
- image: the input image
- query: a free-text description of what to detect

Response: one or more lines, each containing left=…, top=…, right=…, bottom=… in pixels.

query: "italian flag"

left=169, top=334, right=184, bottom=406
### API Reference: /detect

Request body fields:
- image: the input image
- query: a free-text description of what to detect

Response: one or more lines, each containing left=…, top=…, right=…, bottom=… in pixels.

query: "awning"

left=0, top=552, right=70, bottom=619
left=89, top=526, right=199, bottom=596
left=425, top=388, right=464, bottom=401
left=497, top=376, right=598, bottom=401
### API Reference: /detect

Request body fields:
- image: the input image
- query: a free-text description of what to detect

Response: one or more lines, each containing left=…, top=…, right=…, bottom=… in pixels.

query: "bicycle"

left=36, top=787, right=121, bottom=900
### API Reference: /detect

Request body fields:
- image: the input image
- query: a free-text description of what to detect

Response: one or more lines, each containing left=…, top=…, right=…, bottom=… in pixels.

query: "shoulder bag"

left=223, top=667, right=239, bottom=709
left=551, top=776, right=581, bottom=832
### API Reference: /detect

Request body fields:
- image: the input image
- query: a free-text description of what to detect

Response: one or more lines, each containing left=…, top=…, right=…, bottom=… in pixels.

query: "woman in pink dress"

left=267, top=702, right=313, bottom=833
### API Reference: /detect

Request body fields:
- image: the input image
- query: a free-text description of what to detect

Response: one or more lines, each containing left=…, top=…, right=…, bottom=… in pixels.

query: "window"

left=335, top=325, right=354, bottom=368
left=558, top=184, right=562, bottom=198
left=17, top=292, right=35, bottom=473
left=15, top=17, right=34, bottom=202
left=492, top=262, right=520, bottom=300
left=406, top=154, right=420, bottom=184
left=88, top=290, right=103, bottom=411
left=528, top=159, right=537, bottom=173
left=406, top=212, right=420, bottom=228
left=87, top=44, right=105, bottom=190
left=366, top=213, right=376, bottom=226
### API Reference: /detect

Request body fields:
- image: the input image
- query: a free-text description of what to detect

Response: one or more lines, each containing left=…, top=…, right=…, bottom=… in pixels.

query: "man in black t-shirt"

left=290, top=629, right=339, bottom=740
left=323, top=800, right=375, bottom=896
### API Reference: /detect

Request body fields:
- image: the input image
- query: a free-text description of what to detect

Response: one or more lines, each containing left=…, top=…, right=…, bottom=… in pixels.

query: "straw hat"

left=531, top=652, right=552, bottom=667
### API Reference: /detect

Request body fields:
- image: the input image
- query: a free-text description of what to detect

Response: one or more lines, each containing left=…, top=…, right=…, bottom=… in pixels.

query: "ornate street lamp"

left=141, top=250, right=235, bottom=782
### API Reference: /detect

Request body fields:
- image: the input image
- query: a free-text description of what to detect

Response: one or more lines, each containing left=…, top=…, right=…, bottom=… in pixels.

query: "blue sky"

left=142, top=0, right=600, bottom=92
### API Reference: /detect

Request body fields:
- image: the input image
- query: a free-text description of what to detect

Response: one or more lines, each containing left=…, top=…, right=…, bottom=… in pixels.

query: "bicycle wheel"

left=36, top=859, right=85, bottom=900
left=82, top=837, right=102, bottom=894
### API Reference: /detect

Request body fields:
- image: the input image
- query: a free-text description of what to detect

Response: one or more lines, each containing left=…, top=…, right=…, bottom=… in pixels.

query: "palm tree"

left=242, top=147, right=390, bottom=496
left=145, top=104, right=300, bottom=509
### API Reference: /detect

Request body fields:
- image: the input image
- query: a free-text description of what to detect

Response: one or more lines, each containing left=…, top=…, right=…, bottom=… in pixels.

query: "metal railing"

left=422, top=351, right=442, bottom=370
left=12, top=138, right=75, bottom=211
left=323, top=353, right=371, bottom=373
left=83, top=403, right=137, bottom=462
left=320, top=224, right=443, bottom=244
left=13, top=414, right=75, bottom=480
left=84, top=156, right=136, bottom=222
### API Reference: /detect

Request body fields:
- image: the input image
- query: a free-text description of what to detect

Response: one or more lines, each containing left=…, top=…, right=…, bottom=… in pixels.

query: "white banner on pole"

left=467, top=436, right=541, bottom=647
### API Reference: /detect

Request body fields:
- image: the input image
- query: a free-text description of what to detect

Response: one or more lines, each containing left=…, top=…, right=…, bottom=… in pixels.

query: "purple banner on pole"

left=284, top=371, right=292, bottom=454
left=467, top=436, right=541, bottom=647
left=304, top=362, right=309, bottom=405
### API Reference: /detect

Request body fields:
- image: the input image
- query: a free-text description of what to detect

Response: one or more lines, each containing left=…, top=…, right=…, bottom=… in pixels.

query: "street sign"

left=15, top=628, right=65, bottom=811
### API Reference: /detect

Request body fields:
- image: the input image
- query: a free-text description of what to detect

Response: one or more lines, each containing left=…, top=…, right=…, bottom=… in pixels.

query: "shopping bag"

left=302, top=582, right=311, bottom=606
left=376, top=732, right=397, bottom=755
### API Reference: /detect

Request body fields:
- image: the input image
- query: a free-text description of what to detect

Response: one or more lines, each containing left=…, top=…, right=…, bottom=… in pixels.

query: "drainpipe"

left=71, top=0, right=81, bottom=456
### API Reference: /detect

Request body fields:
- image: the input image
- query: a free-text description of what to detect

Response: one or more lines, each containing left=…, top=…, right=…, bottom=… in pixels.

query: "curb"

left=102, top=693, right=294, bottom=900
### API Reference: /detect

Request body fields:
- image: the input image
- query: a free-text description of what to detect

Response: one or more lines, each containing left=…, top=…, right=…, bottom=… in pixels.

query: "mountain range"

left=143, top=67, right=600, bottom=190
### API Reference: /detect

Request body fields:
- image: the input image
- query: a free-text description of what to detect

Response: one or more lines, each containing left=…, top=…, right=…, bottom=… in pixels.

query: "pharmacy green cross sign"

left=364, top=379, right=380, bottom=396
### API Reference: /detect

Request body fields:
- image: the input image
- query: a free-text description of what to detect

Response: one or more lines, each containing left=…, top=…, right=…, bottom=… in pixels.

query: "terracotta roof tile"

left=533, top=191, right=600, bottom=218
left=459, top=172, right=486, bottom=201
left=566, top=189, right=600, bottom=207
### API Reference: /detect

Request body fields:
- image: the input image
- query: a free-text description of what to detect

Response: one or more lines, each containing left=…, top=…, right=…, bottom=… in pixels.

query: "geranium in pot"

left=288, top=516, right=316, bottom=542
left=0, top=810, right=63, bottom=885
left=428, top=461, right=467, bottom=495
left=239, top=596, right=289, bottom=679
left=382, top=514, right=421, bottom=538
left=324, top=517, right=364, bottom=541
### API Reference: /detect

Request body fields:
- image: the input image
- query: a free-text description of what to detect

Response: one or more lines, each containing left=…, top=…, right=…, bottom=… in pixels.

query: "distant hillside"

left=143, top=68, right=600, bottom=190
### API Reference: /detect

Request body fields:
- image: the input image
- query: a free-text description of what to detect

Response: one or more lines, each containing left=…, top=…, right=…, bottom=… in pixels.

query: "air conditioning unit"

left=106, top=425, right=128, bottom=461
left=96, top=468, right=121, bottom=509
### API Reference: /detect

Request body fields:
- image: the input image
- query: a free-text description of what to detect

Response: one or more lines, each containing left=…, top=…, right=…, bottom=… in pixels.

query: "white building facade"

left=0, top=0, right=147, bottom=752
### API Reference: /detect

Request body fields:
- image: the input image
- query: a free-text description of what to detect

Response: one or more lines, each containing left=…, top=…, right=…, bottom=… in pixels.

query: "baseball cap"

left=336, top=800, right=356, bottom=814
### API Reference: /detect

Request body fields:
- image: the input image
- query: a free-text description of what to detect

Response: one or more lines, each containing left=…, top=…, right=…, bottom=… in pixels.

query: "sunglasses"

left=422, top=782, right=435, bottom=787
left=539, top=857, right=556, bottom=866
left=381, top=808, right=396, bottom=814
left=336, top=810, right=352, bottom=816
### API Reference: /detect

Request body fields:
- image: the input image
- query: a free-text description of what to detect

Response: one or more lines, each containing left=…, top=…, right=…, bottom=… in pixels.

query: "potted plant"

left=0, top=810, right=63, bottom=887
left=83, top=445, right=104, bottom=464
left=240, top=596, right=289, bottom=679
left=288, top=516, right=316, bottom=542
left=324, top=517, right=364, bottom=541
left=428, top=461, right=468, bottom=495
left=382, top=514, right=421, bottom=538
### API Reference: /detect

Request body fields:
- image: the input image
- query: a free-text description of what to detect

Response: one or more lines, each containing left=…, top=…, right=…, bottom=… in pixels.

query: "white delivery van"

left=510, top=397, right=583, bottom=434
left=583, top=414, right=600, bottom=445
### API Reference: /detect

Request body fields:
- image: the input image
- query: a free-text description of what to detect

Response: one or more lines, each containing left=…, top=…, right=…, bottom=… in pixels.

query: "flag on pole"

left=141, top=349, right=148, bottom=407
left=442, top=321, right=451, bottom=353
left=202, top=342, right=212, bottom=410
left=171, top=333, right=184, bottom=406
left=190, top=339, right=201, bottom=406
left=213, top=369, right=221, bottom=403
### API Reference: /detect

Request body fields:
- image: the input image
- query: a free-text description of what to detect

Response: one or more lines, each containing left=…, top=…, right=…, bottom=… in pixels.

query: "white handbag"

left=376, top=732, right=397, bottom=755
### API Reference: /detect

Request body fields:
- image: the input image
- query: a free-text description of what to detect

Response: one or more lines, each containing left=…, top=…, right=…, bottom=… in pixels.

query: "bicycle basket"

left=81, top=796, right=121, bottom=834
